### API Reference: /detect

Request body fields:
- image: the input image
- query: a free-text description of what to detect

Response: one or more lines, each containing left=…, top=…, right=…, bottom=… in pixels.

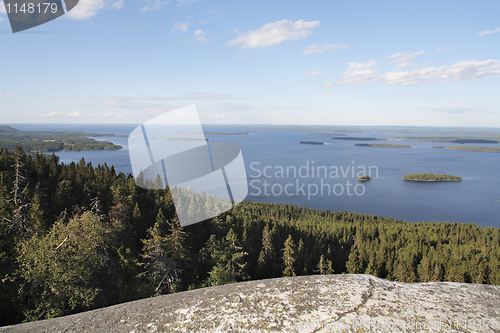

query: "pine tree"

left=417, top=256, right=432, bottom=282
left=345, top=247, right=362, bottom=274
left=256, top=223, right=274, bottom=278
left=140, top=210, right=183, bottom=295
left=282, top=235, right=296, bottom=277
left=223, top=228, right=247, bottom=281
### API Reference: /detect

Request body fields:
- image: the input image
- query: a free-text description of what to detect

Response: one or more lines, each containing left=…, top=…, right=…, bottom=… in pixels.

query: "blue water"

left=12, top=124, right=500, bottom=227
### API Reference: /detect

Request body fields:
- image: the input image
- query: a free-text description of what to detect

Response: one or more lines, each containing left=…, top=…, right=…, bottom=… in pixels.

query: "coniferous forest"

left=1, top=147, right=499, bottom=326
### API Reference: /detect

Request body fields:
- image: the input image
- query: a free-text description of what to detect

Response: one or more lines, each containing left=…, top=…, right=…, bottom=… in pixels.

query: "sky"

left=1, top=0, right=499, bottom=126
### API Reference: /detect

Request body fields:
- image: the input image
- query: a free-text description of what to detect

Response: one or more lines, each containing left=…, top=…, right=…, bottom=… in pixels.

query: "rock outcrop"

left=2, top=274, right=500, bottom=332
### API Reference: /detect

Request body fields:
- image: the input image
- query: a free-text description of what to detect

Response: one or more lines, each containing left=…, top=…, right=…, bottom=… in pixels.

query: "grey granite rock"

left=2, top=274, right=499, bottom=332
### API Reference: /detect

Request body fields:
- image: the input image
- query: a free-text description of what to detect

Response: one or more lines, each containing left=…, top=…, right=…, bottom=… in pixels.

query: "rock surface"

left=2, top=274, right=500, bottom=332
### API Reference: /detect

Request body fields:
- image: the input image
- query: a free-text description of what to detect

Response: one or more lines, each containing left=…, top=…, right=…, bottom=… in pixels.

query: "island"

left=392, top=135, right=500, bottom=144
left=402, top=173, right=463, bottom=182
left=300, top=141, right=324, bottom=145
left=0, top=125, right=122, bottom=153
left=332, top=137, right=388, bottom=141
left=355, top=143, right=411, bottom=148
left=357, top=175, right=373, bottom=182
left=307, top=133, right=347, bottom=136
left=165, top=138, right=208, bottom=141
left=432, top=146, right=500, bottom=152
left=181, top=132, right=249, bottom=135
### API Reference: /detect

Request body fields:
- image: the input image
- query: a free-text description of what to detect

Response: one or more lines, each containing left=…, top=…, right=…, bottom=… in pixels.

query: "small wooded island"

left=402, top=173, right=463, bottom=182
left=300, top=141, right=324, bottom=145
left=332, top=137, right=388, bottom=141
left=357, top=175, right=373, bottom=181
left=355, top=143, right=411, bottom=148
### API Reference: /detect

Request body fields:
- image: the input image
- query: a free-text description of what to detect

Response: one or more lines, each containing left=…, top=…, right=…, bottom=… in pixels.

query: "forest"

left=0, top=147, right=499, bottom=326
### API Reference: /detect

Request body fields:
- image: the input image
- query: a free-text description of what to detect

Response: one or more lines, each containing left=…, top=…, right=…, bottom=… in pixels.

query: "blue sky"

left=1, top=0, right=499, bottom=126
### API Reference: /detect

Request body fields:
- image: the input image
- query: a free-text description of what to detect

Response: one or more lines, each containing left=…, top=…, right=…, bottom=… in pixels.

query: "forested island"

left=357, top=175, right=373, bottom=181
left=0, top=148, right=498, bottom=326
left=402, top=173, right=463, bottom=182
left=307, top=133, right=346, bottom=136
left=165, top=138, right=208, bottom=141
left=332, top=137, right=388, bottom=141
left=300, top=141, right=324, bottom=145
left=433, top=146, right=500, bottom=152
left=355, top=143, right=411, bottom=148
left=0, top=125, right=123, bottom=153
left=181, top=132, right=249, bottom=135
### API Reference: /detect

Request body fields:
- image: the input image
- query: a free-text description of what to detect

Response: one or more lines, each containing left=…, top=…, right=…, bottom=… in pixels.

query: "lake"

left=12, top=124, right=500, bottom=228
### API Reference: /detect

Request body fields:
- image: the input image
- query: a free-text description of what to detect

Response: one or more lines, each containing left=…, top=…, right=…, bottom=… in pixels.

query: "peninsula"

left=0, top=125, right=122, bottom=153
left=402, top=173, right=463, bottom=182
left=392, top=135, right=500, bottom=144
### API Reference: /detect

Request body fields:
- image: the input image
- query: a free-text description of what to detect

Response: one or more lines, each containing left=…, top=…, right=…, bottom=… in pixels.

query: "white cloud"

left=110, top=0, right=123, bottom=9
left=385, top=51, right=425, bottom=69
left=38, top=112, right=66, bottom=117
left=172, top=22, right=190, bottom=32
left=394, top=62, right=412, bottom=70
left=186, top=93, right=239, bottom=101
left=194, top=29, right=211, bottom=43
left=67, top=0, right=122, bottom=20
left=478, top=27, right=500, bottom=36
left=422, top=106, right=498, bottom=114
left=38, top=111, right=125, bottom=118
left=177, top=0, right=196, bottom=6
left=43, top=95, right=179, bottom=112
left=139, top=0, right=169, bottom=12
left=306, top=70, right=321, bottom=76
left=203, top=113, right=228, bottom=119
left=387, top=51, right=425, bottom=64
left=302, top=43, right=349, bottom=55
left=381, top=59, right=500, bottom=86
left=334, top=60, right=379, bottom=86
left=0, top=92, right=25, bottom=98
left=0, top=2, right=6, bottom=14
left=227, top=19, right=320, bottom=49
left=68, top=111, right=83, bottom=117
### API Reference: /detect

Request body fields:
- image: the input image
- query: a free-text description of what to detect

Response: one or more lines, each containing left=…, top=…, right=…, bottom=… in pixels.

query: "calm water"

left=13, top=124, right=500, bottom=227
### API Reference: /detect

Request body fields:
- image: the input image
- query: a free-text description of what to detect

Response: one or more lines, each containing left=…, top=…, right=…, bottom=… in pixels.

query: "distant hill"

left=2, top=274, right=499, bottom=333
left=0, top=125, right=20, bottom=133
